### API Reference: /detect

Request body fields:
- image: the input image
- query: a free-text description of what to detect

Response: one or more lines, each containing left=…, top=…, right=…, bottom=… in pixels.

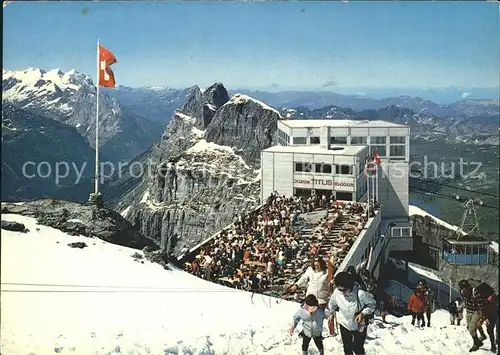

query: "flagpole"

left=376, top=163, right=379, bottom=202
left=95, top=39, right=100, bottom=195
left=366, top=160, right=370, bottom=218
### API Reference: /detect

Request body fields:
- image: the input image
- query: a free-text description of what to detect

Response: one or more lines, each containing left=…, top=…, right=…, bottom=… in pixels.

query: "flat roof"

left=279, top=119, right=408, bottom=129
left=262, top=144, right=366, bottom=156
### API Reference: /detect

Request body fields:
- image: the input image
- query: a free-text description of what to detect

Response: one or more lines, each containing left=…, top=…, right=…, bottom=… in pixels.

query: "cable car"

left=442, top=236, right=490, bottom=265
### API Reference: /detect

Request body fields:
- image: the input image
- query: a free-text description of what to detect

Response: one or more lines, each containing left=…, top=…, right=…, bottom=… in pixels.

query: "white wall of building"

left=378, top=161, right=409, bottom=218
left=276, top=121, right=410, bottom=163
left=261, top=152, right=275, bottom=202
left=260, top=149, right=368, bottom=202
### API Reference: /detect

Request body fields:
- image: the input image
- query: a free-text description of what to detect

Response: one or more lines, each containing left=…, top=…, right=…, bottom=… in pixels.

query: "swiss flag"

left=98, top=45, right=117, bottom=87
left=374, top=152, right=381, bottom=165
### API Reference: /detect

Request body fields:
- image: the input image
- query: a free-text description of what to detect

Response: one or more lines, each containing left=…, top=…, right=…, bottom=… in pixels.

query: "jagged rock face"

left=181, top=83, right=229, bottom=129
left=2, top=68, right=163, bottom=162
left=111, top=86, right=279, bottom=256
left=1, top=199, right=156, bottom=249
left=205, top=94, right=282, bottom=166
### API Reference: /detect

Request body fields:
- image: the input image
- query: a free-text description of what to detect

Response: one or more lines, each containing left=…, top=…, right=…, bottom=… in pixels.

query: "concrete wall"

left=379, top=161, right=409, bottom=218
left=336, top=210, right=383, bottom=275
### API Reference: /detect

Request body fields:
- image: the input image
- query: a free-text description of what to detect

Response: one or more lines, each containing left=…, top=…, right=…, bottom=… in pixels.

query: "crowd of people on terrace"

left=182, top=192, right=375, bottom=296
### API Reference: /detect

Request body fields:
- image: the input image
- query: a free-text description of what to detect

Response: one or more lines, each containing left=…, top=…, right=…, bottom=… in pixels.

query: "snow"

left=191, top=126, right=205, bottom=139
left=226, top=93, right=281, bottom=116
left=139, top=189, right=164, bottom=211
left=140, top=190, right=150, bottom=203
left=409, top=205, right=465, bottom=234
left=187, top=139, right=234, bottom=154
left=252, top=168, right=262, bottom=183
left=186, top=139, right=251, bottom=170
left=120, top=205, right=132, bottom=218
left=66, top=218, right=84, bottom=224
left=408, top=263, right=443, bottom=283
left=2, top=68, right=91, bottom=115
left=173, top=111, right=196, bottom=124
left=490, top=241, right=498, bottom=254
left=1, top=214, right=495, bottom=355
left=3, top=68, right=80, bottom=94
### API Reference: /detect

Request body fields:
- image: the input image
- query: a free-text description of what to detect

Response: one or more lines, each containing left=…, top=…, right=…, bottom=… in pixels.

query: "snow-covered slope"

left=1, top=214, right=494, bottom=354
left=409, top=204, right=464, bottom=234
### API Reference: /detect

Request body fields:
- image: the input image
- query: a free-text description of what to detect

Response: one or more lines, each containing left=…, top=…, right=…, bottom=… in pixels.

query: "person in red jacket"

left=408, top=288, right=427, bottom=327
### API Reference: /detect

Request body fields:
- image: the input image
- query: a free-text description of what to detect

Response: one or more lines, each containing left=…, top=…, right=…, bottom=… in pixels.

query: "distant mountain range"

left=279, top=105, right=499, bottom=145
left=3, top=68, right=163, bottom=162
left=103, top=85, right=193, bottom=125
left=104, top=85, right=499, bottom=126
left=231, top=90, right=499, bottom=119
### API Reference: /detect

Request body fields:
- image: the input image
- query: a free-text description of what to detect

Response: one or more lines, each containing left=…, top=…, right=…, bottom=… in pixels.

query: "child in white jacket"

left=327, top=271, right=376, bottom=355
left=290, top=294, right=331, bottom=355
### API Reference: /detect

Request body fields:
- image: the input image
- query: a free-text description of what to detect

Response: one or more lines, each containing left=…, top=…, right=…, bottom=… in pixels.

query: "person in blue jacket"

left=327, top=271, right=377, bottom=355
left=290, top=294, right=330, bottom=355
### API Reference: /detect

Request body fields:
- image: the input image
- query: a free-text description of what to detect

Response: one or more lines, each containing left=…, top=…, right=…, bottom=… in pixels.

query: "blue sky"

left=3, top=1, right=499, bottom=90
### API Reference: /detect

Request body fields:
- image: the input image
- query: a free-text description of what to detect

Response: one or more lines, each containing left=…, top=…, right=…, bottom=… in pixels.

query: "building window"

left=330, top=136, right=347, bottom=144
left=315, top=164, right=332, bottom=174
left=336, top=165, right=352, bottom=175
left=392, top=227, right=411, bottom=238
left=310, top=136, right=320, bottom=144
left=295, top=162, right=312, bottom=172
left=350, top=137, right=367, bottom=144
left=293, top=137, right=307, bottom=145
left=401, top=227, right=411, bottom=238
left=390, top=136, right=406, bottom=144
left=336, top=191, right=353, bottom=201
left=295, top=188, right=313, bottom=198
left=370, top=145, right=386, bottom=156
left=370, top=136, right=386, bottom=144
left=390, top=145, right=406, bottom=157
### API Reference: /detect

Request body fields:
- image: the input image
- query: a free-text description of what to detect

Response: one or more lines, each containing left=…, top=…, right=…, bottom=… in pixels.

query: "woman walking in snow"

left=290, top=294, right=330, bottom=355
left=287, top=257, right=333, bottom=308
left=408, top=288, right=427, bottom=327
left=327, top=271, right=376, bottom=355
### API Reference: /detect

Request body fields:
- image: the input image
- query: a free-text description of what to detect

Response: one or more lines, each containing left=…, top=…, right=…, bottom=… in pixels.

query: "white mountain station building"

left=260, top=119, right=413, bottom=276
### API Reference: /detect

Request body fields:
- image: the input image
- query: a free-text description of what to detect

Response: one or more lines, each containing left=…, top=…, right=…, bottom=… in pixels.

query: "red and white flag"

left=98, top=44, right=117, bottom=87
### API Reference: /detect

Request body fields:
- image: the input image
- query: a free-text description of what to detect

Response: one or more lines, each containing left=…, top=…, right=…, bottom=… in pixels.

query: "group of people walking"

left=408, top=279, right=434, bottom=327
left=287, top=258, right=498, bottom=355
left=287, top=260, right=379, bottom=355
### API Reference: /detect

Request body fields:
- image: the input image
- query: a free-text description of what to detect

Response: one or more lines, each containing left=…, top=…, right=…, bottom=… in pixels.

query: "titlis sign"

left=293, top=178, right=354, bottom=188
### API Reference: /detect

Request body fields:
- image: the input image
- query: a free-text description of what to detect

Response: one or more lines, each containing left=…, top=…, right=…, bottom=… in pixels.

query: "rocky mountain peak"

left=204, top=93, right=282, bottom=167
left=179, top=83, right=230, bottom=129
left=203, top=83, right=230, bottom=108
